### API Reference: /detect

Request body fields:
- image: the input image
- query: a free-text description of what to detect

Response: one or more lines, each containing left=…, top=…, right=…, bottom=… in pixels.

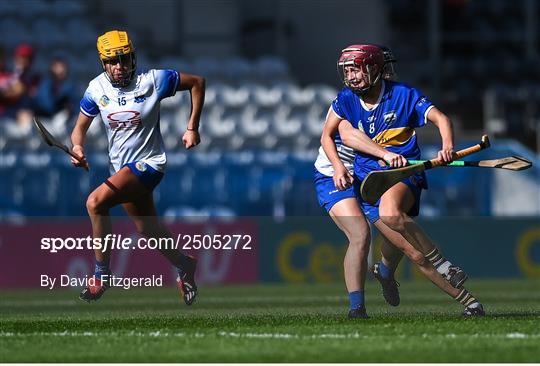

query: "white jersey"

left=314, top=107, right=355, bottom=177
left=80, top=69, right=180, bottom=174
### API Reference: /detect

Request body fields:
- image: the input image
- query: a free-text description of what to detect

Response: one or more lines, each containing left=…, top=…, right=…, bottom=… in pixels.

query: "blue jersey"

left=331, top=81, right=433, bottom=183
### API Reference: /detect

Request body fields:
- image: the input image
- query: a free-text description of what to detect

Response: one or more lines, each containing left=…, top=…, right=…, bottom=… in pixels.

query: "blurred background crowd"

left=0, top=0, right=539, bottom=219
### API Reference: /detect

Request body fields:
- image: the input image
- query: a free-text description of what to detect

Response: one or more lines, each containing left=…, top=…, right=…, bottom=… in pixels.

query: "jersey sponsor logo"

left=383, top=111, right=397, bottom=125
left=417, top=97, right=428, bottom=107
left=99, top=95, right=110, bottom=107
left=106, top=110, right=142, bottom=130
left=134, top=95, right=146, bottom=103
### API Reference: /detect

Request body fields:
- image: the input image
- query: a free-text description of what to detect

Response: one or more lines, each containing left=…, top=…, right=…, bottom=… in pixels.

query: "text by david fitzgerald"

left=40, top=274, right=163, bottom=290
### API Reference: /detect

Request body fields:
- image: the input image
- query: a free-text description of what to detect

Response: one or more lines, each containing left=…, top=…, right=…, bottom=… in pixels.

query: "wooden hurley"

left=408, top=156, right=532, bottom=171
left=33, top=117, right=89, bottom=171
left=360, top=135, right=491, bottom=204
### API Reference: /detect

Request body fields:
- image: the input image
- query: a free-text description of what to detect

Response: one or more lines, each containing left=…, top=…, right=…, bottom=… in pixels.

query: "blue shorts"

left=314, top=169, right=359, bottom=212
left=359, top=175, right=423, bottom=223
left=125, top=161, right=164, bottom=191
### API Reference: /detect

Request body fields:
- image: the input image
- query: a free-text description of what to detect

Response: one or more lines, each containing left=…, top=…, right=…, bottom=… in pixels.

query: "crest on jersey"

left=383, top=111, right=397, bottom=125
left=99, top=95, right=110, bottom=107
left=134, top=95, right=146, bottom=103
left=135, top=161, right=147, bottom=172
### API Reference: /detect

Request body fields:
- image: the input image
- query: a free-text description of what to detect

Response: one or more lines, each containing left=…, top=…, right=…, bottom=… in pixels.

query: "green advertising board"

left=260, top=217, right=540, bottom=282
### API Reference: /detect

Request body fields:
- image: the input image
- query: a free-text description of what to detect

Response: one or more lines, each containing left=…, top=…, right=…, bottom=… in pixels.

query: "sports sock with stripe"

left=454, top=288, right=480, bottom=308
left=425, top=247, right=452, bottom=276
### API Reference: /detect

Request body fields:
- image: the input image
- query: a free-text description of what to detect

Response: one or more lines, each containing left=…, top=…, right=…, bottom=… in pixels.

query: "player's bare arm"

left=70, top=112, right=93, bottom=169
left=427, top=107, right=455, bottom=163
left=178, top=73, right=206, bottom=149
left=338, top=119, right=408, bottom=168
left=320, top=109, right=353, bottom=190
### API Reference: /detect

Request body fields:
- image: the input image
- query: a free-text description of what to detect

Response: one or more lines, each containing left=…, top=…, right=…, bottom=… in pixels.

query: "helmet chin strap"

left=349, top=65, right=382, bottom=95
left=101, top=53, right=137, bottom=88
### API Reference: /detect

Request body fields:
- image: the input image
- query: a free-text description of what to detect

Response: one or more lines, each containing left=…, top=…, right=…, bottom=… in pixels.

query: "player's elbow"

left=194, top=75, right=206, bottom=90
left=320, top=131, right=331, bottom=146
left=340, top=131, right=353, bottom=147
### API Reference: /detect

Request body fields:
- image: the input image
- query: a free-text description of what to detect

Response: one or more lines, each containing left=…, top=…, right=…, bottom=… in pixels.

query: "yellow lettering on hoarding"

left=277, top=232, right=311, bottom=282
left=516, top=228, right=540, bottom=277
left=310, top=244, right=340, bottom=282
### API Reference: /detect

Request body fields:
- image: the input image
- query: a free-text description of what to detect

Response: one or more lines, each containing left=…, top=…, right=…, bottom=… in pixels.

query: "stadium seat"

left=19, top=0, right=49, bottom=20
left=238, top=107, right=273, bottom=149
left=51, top=0, right=86, bottom=20
left=0, top=20, right=32, bottom=47
left=33, top=19, right=67, bottom=48
left=223, top=57, right=253, bottom=82
left=190, top=57, right=222, bottom=81
left=249, top=84, right=284, bottom=107
left=204, top=107, right=238, bottom=150
left=254, top=56, right=290, bottom=83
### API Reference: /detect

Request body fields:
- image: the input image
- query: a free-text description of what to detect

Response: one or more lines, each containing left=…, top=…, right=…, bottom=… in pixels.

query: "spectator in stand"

left=34, top=57, right=78, bottom=118
left=7, top=44, right=41, bottom=129
left=0, top=45, right=24, bottom=117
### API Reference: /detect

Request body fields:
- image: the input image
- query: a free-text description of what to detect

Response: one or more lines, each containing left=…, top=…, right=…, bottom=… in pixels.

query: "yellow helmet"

left=97, top=30, right=137, bottom=87
left=97, top=30, right=134, bottom=60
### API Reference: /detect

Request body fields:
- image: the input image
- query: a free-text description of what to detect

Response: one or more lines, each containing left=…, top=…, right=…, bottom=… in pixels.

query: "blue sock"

left=349, top=290, right=364, bottom=310
left=94, top=259, right=110, bottom=279
left=378, top=262, right=392, bottom=279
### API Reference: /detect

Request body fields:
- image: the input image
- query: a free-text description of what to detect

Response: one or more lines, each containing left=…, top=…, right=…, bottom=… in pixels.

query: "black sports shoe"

left=463, top=303, right=485, bottom=317
left=176, top=256, right=198, bottom=305
left=444, top=265, right=469, bottom=288
left=348, top=306, right=369, bottom=319
left=372, top=263, right=400, bottom=306
left=79, top=273, right=111, bottom=302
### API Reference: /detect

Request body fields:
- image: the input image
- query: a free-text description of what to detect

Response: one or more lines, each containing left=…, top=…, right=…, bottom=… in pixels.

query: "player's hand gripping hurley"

left=32, top=117, right=89, bottom=171
left=360, top=135, right=491, bottom=204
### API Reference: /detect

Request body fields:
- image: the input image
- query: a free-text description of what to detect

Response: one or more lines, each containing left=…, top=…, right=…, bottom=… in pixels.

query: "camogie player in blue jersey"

left=70, top=30, right=205, bottom=305
left=316, top=44, right=484, bottom=317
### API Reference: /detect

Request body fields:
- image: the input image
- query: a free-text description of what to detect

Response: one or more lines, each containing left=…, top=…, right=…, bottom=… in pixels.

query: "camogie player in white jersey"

left=70, top=30, right=205, bottom=305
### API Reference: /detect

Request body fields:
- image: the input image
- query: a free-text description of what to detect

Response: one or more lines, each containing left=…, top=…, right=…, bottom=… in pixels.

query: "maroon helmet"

left=337, top=44, right=384, bottom=93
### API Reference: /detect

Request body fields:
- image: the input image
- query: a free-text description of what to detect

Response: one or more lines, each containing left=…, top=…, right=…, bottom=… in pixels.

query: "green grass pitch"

left=1, top=279, right=539, bottom=362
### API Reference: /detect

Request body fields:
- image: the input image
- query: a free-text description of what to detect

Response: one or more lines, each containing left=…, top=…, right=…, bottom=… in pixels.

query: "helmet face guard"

left=97, top=30, right=137, bottom=88
left=337, top=44, right=384, bottom=94
left=100, top=53, right=137, bottom=88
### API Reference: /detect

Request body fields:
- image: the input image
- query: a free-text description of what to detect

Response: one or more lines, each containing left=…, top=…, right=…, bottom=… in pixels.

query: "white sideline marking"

left=1, top=331, right=539, bottom=340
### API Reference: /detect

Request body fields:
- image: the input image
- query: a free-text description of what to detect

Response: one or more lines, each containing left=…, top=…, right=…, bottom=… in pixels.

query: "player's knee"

left=349, top=235, right=370, bottom=253
left=346, top=227, right=370, bottom=247
left=380, top=213, right=406, bottom=233
left=86, top=194, right=107, bottom=215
